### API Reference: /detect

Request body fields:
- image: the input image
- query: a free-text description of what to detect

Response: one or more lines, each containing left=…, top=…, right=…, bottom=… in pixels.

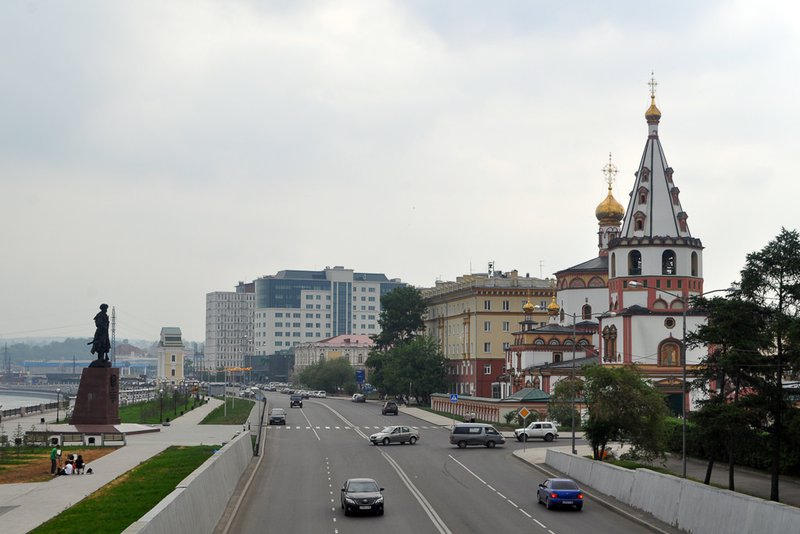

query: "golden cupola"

left=645, top=73, right=661, bottom=123
left=595, top=184, right=625, bottom=224
left=523, top=297, right=535, bottom=315
left=547, top=294, right=560, bottom=316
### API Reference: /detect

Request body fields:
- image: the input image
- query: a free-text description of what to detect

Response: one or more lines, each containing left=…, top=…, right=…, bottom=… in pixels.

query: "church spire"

left=595, top=153, right=624, bottom=255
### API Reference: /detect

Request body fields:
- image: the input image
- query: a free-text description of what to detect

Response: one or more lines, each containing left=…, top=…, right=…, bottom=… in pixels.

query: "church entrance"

left=665, top=393, right=683, bottom=416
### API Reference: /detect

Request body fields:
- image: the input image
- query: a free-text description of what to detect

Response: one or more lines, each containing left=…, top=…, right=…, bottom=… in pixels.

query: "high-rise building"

left=205, top=282, right=255, bottom=371
left=253, top=266, right=404, bottom=356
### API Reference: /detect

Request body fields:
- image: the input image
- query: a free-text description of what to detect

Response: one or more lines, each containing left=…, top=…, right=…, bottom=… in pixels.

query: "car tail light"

left=550, top=493, right=558, bottom=499
left=578, top=493, right=584, bottom=499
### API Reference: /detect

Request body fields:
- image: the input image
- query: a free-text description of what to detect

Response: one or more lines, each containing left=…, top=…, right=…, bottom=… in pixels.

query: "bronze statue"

left=88, top=303, right=111, bottom=367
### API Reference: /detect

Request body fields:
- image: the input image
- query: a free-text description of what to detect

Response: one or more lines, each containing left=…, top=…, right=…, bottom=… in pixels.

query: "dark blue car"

left=537, top=478, right=584, bottom=510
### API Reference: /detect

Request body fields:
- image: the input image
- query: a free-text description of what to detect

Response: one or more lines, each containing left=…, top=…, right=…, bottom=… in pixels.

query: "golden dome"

left=547, top=294, right=560, bottom=316
left=523, top=297, right=535, bottom=314
left=595, top=185, right=625, bottom=223
left=645, top=95, right=661, bottom=122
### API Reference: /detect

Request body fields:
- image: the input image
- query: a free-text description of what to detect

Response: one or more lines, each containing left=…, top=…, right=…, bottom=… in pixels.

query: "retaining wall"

left=122, top=430, right=253, bottom=534
left=545, top=449, right=800, bottom=534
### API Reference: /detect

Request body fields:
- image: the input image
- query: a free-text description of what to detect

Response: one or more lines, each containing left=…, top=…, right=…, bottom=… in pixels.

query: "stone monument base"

left=71, top=366, right=121, bottom=425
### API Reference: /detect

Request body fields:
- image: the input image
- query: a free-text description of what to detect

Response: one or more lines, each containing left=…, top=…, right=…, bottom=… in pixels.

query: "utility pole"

left=111, top=306, right=117, bottom=367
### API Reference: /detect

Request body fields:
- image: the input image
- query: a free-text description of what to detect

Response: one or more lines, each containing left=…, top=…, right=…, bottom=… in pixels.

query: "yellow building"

left=422, top=268, right=552, bottom=398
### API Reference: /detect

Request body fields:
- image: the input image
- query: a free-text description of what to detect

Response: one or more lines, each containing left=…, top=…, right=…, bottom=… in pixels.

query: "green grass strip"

left=200, top=397, right=254, bottom=425
left=118, top=395, right=205, bottom=424
left=30, top=445, right=218, bottom=534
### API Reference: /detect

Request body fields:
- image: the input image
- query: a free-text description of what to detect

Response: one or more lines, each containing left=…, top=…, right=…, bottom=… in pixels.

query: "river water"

left=0, top=390, right=60, bottom=410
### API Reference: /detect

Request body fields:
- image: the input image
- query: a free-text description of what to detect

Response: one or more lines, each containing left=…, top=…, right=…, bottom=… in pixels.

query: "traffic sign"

left=518, top=407, right=531, bottom=419
left=450, top=394, right=458, bottom=403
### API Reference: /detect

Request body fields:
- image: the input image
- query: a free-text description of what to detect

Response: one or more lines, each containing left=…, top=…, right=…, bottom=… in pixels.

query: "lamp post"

left=159, top=388, right=164, bottom=423
left=56, top=388, right=61, bottom=424
left=628, top=281, right=731, bottom=478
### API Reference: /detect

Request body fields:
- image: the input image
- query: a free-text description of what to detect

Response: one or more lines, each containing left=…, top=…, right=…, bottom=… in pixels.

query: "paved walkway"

left=0, top=398, right=259, bottom=534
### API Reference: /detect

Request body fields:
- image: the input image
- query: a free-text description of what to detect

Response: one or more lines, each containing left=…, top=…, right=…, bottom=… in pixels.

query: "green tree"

left=378, top=336, right=448, bottom=405
left=735, top=228, right=800, bottom=501
left=547, top=377, right=583, bottom=428
left=583, top=365, right=669, bottom=462
left=297, top=358, right=357, bottom=394
left=371, top=286, right=427, bottom=349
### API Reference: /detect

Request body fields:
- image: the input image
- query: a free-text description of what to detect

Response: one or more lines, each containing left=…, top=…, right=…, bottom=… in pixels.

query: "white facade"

left=293, top=334, right=374, bottom=373
left=205, top=285, right=255, bottom=371
left=157, top=327, right=185, bottom=384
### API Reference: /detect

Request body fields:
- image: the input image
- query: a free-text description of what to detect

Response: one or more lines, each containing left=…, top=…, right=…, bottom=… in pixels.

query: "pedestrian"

left=75, top=454, right=85, bottom=474
left=63, top=460, right=74, bottom=475
left=50, top=446, right=58, bottom=474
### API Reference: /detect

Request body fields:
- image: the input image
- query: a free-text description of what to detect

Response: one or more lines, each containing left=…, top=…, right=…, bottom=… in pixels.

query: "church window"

left=653, top=298, right=668, bottom=310
left=534, top=338, right=545, bottom=345
left=691, top=252, right=699, bottom=277
left=569, top=278, right=586, bottom=288
left=588, top=276, right=604, bottom=287
left=659, top=340, right=681, bottom=367
left=549, top=338, right=559, bottom=345
left=665, top=167, right=674, bottom=182
left=641, top=167, right=650, bottom=182
left=611, top=253, right=616, bottom=277
left=553, top=352, right=563, bottom=363
left=662, top=250, right=676, bottom=275
left=638, top=187, right=649, bottom=204
left=602, top=325, right=618, bottom=363
left=582, top=304, right=592, bottom=319
left=671, top=187, right=680, bottom=205
left=628, top=250, right=642, bottom=275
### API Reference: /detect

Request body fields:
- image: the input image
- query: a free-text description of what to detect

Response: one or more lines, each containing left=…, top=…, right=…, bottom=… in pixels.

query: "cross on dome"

left=648, top=72, right=658, bottom=98
left=602, top=152, right=618, bottom=188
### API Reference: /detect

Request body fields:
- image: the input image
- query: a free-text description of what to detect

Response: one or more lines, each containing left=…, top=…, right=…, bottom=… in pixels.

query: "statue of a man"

left=89, top=303, right=111, bottom=361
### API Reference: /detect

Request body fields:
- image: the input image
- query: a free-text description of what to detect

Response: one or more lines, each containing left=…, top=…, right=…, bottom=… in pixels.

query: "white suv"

left=514, top=421, right=559, bottom=442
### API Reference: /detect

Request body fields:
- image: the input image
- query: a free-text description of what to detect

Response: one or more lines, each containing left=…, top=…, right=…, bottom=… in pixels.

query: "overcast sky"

left=2, top=1, right=798, bottom=344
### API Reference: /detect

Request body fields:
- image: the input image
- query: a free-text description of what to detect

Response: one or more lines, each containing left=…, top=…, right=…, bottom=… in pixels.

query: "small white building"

left=157, top=327, right=185, bottom=384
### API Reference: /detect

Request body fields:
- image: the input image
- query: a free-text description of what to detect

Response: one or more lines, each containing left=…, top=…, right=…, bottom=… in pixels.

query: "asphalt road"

left=228, top=393, right=655, bottom=534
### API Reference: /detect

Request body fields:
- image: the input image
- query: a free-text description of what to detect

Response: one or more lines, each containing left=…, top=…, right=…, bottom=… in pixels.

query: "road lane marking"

left=299, top=409, right=321, bottom=441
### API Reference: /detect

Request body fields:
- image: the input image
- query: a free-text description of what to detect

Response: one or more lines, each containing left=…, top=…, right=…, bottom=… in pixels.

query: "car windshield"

left=381, top=426, right=395, bottom=433
left=271, top=409, right=285, bottom=414
left=348, top=481, right=379, bottom=492
left=551, top=480, right=579, bottom=489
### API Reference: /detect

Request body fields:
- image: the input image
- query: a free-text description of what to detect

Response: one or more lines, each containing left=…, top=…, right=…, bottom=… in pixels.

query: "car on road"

left=268, top=408, right=286, bottom=425
left=449, top=422, right=505, bottom=448
left=515, top=421, right=559, bottom=442
left=369, top=425, right=419, bottom=446
left=537, top=478, right=584, bottom=511
left=352, top=393, right=366, bottom=403
left=340, top=478, right=384, bottom=516
left=381, top=401, right=398, bottom=415
left=289, top=394, right=303, bottom=408
left=315, top=390, right=327, bottom=398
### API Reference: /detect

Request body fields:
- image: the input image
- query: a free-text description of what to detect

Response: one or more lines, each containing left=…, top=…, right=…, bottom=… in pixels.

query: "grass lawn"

left=200, top=397, right=254, bottom=425
left=118, top=394, right=205, bottom=425
left=29, top=445, right=218, bottom=534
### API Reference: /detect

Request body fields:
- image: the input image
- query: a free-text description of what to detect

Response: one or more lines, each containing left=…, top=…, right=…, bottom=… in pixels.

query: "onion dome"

left=523, top=297, right=535, bottom=314
left=547, top=294, right=560, bottom=316
left=595, top=184, right=624, bottom=224
left=645, top=95, right=661, bottom=123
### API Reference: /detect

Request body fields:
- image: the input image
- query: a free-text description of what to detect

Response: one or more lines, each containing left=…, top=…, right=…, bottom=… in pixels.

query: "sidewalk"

left=400, top=405, right=800, bottom=508
left=0, top=398, right=254, bottom=534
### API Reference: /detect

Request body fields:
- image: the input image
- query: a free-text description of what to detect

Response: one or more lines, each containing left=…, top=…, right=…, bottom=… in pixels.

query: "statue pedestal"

left=71, top=367, right=121, bottom=425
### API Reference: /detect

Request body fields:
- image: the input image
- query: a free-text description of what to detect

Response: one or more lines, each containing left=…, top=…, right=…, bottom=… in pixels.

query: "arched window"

left=548, top=339, right=560, bottom=345
left=659, top=340, right=681, bottom=367
left=628, top=250, right=642, bottom=275
left=602, top=325, right=618, bottom=363
left=662, top=250, right=676, bottom=275
left=653, top=298, right=668, bottom=310
left=582, top=304, right=592, bottom=319
left=611, top=253, right=616, bottom=277
left=691, top=252, right=699, bottom=277
left=534, top=338, right=545, bottom=345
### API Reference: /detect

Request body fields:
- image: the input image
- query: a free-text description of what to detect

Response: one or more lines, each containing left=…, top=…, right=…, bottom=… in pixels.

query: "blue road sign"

left=450, top=394, right=458, bottom=403
left=355, top=369, right=365, bottom=383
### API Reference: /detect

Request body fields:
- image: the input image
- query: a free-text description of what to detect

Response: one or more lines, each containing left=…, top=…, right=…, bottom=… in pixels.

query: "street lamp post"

left=56, top=388, right=61, bottom=424
left=159, top=388, right=164, bottom=423
left=628, top=281, right=731, bottom=478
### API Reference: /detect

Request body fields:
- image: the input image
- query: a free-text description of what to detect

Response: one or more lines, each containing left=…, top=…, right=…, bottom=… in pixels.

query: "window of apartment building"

left=316, top=295, right=321, bottom=299
left=502, top=300, right=510, bottom=310
left=361, top=306, right=366, bottom=310
left=306, top=305, right=313, bottom=309
left=293, top=332, right=300, bottom=337
left=483, top=321, right=491, bottom=332
left=275, top=332, right=283, bottom=337
left=368, top=324, right=375, bottom=329
left=293, top=313, right=300, bottom=318
left=316, top=323, right=320, bottom=328
left=305, top=323, right=313, bottom=328
left=502, top=321, right=510, bottom=331
left=361, top=296, right=366, bottom=301
left=275, top=341, right=283, bottom=346
left=306, top=295, right=313, bottom=300
left=361, top=315, right=366, bottom=320
left=368, top=296, right=375, bottom=302
left=276, top=312, right=283, bottom=317
left=326, top=304, right=331, bottom=309
left=326, top=313, right=331, bottom=318
left=483, top=342, right=491, bottom=353
left=276, top=322, right=283, bottom=327
left=368, top=315, right=375, bottom=320
left=171, top=355, right=176, bottom=362
left=326, top=323, right=331, bottom=328
left=315, top=313, right=320, bottom=318
left=293, top=322, right=300, bottom=327
left=306, top=313, right=313, bottom=318
left=503, top=342, right=510, bottom=350
left=484, top=363, right=492, bottom=374
left=368, top=287, right=375, bottom=292
left=368, top=306, right=375, bottom=310
left=305, top=332, right=313, bottom=337
left=484, top=300, right=491, bottom=310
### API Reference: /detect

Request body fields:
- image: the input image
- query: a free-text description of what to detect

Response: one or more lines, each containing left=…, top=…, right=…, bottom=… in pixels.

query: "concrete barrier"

left=545, top=449, right=800, bottom=533
left=123, top=430, right=253, bottom=534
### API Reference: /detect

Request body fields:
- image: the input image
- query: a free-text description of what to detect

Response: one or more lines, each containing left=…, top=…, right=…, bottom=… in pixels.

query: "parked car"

left=352, top=393, right=366, bottom=403
left=369, top=425, right=419, bottom=446
left=537, top=478, right=584, bottom=511
left=315, top=391, right=327, bottom=398
left=268, top=408, right=286, bottom=425
left=381, top=401, right=398, bottom=415
left=290, top=394, right=303, bottom=408
left=340, top=478, right=384, bottom=516
left=449, top=423, right=505, bottom=448
left=515, top=421, right=559, bottom=442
